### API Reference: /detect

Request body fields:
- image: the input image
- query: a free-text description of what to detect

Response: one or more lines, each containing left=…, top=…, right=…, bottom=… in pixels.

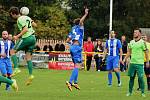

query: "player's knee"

left=75, top=63, right=81, bottom=68
left=7, top=73, right=11, bottom=77
left=26, top=58, right=32, bottom=61
left=108, top=71, right=112, bottom=73
left=2, top=74, right=7, bottom=77
left=138, top=76, right=144, bottom=80
left=114, top=68, right=119, bottom=72
left=130, top=77, right=135, bottom=80
left=10, top=49, right=16, bottom=55
left=25, top=53, right=32, bottom=60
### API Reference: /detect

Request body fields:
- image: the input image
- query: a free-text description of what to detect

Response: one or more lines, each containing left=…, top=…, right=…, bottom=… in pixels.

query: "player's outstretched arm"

left=79, top=8, right=89, bottom=26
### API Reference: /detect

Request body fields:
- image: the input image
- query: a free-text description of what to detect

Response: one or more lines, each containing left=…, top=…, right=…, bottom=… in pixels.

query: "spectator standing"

left=94, top=39, right=104, bottom=71
left=120, top=35, right=128, bottom=72
left=84, top=37, right=94, bottom=71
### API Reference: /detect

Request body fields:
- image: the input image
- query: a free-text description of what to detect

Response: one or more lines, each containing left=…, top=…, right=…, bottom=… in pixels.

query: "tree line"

left=0, top=0, right=150, bottom=40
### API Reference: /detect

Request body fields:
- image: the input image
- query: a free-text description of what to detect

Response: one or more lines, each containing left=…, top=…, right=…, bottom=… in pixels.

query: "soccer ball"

left=20, top=7, right=29, bottom=15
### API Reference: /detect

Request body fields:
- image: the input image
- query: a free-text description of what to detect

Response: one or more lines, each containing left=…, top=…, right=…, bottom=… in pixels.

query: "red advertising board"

left=48, top=52, right=74, bottom=70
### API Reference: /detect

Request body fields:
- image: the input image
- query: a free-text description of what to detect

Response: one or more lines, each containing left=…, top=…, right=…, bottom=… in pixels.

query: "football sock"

left=6, top=74, right=11, bottom=88
left=147, top=76, right=150, bottom=89
left=27, top=60, right=33, bottom=75
left=129, top=76, right=135, bottom=93
left=69, top=68, right=77, bottom=84
left=74, top=68, right=79, bottom=84
left=108, top=72, right=112, bottom=85
left=11, top=55, right=18, bottom=69
left=138, top=77, right=145, bottom=93
left=115, top=72, right=121, bottom=83
left=0, top=76, right=13, bottom=85
left=138, top=78, right=141, bottom=89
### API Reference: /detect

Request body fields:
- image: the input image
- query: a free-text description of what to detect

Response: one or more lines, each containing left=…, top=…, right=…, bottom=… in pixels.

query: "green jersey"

left=17, top=15, right=35, bottom=38
left=128, top=39, right=147, bottom=64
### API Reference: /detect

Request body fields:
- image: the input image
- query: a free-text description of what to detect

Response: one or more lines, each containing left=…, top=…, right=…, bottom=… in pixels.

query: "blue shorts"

left=0, top=58, right=13, bottom=75
left=106, top=56, right=119, bottom=70
left=70, top=45, right=82, bottom=64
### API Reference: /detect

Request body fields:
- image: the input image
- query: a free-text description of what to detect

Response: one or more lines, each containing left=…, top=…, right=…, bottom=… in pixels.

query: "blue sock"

left=69, top=68, right=77, bottom=84
left=108, top=72, right=112, bottom=85
left=74, top=68, right=79, bottom=84
left=115, top=72, right=120, bottom=83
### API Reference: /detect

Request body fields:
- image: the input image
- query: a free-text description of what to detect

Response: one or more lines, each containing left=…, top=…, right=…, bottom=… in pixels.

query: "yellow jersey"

left=144, top=42, right=150, bottom=62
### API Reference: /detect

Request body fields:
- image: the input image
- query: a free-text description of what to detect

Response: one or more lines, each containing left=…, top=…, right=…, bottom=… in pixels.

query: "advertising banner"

left=18, top=51, right=49, bottom=69
left=49, top=52, right=74, bottom=70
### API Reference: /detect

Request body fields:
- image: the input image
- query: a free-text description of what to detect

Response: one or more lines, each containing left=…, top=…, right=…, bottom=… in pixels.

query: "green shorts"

left=14, top=35, right=36, bottom=53
left=128, top=63, right=144, bottom=78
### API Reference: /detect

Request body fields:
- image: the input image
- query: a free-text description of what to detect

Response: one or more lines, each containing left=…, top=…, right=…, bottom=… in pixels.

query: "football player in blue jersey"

left=0, top=31, right=18, bottom=91
left=102, top=31, right=123, bottom=87
left=65, top=8, right=89, bottom=91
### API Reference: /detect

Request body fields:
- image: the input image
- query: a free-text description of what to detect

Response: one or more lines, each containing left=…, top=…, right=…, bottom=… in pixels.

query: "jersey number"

left=26, top=20, right=31, bottom=28
left=73, top=29, right=80, bottom=40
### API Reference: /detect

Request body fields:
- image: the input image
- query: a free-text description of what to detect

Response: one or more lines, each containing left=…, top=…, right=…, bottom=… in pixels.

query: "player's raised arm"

left=79, top=8, right=89, bottom=26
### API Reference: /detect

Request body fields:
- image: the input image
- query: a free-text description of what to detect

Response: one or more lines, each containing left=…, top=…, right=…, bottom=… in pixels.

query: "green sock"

left=27, top=60, right=33, bottom=75
left=0, top=76, right=13, bottom=85
left=138, top=77, right=145, bottom=93
left=129, top=77, right=135, bottom=93
left=11, top=55, right=18, bottom=69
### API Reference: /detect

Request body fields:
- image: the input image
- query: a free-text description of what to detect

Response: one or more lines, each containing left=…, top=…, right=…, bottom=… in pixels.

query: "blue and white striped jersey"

left=0, top=40, right=14, bottom=58
left=105, top=38, right=122, bottom=56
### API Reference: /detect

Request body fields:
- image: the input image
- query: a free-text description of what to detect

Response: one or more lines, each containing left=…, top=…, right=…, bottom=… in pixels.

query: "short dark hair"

left=134, top=28, right=141, bottom=33
left=73, top=18, right=80, bottom=25
left=9, top=7, right=19, bottom=15
left=87, top=36, right=91, bottom=39
left=96, top=39, right=102, bottom=42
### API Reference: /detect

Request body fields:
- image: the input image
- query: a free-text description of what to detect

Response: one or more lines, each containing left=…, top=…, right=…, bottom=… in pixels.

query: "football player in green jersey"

left=123, top=28, right=149, bottom=97
left=9, top=7, right=36, bottom=85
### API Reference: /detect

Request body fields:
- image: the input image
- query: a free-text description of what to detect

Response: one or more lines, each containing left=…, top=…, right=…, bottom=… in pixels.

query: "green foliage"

left=67, top=0, right=110, bottom=39
left=67, top=0, right=150, bottom=40
left=34, top=6, right=71, bottom=39
left=0, top=1, right=71, bottom=39
left=1, top=0, right=150, bottom=40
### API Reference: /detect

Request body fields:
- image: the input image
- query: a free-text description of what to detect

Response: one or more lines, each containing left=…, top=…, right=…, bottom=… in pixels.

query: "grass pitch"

left=0, top=68, right=149, bottom=100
